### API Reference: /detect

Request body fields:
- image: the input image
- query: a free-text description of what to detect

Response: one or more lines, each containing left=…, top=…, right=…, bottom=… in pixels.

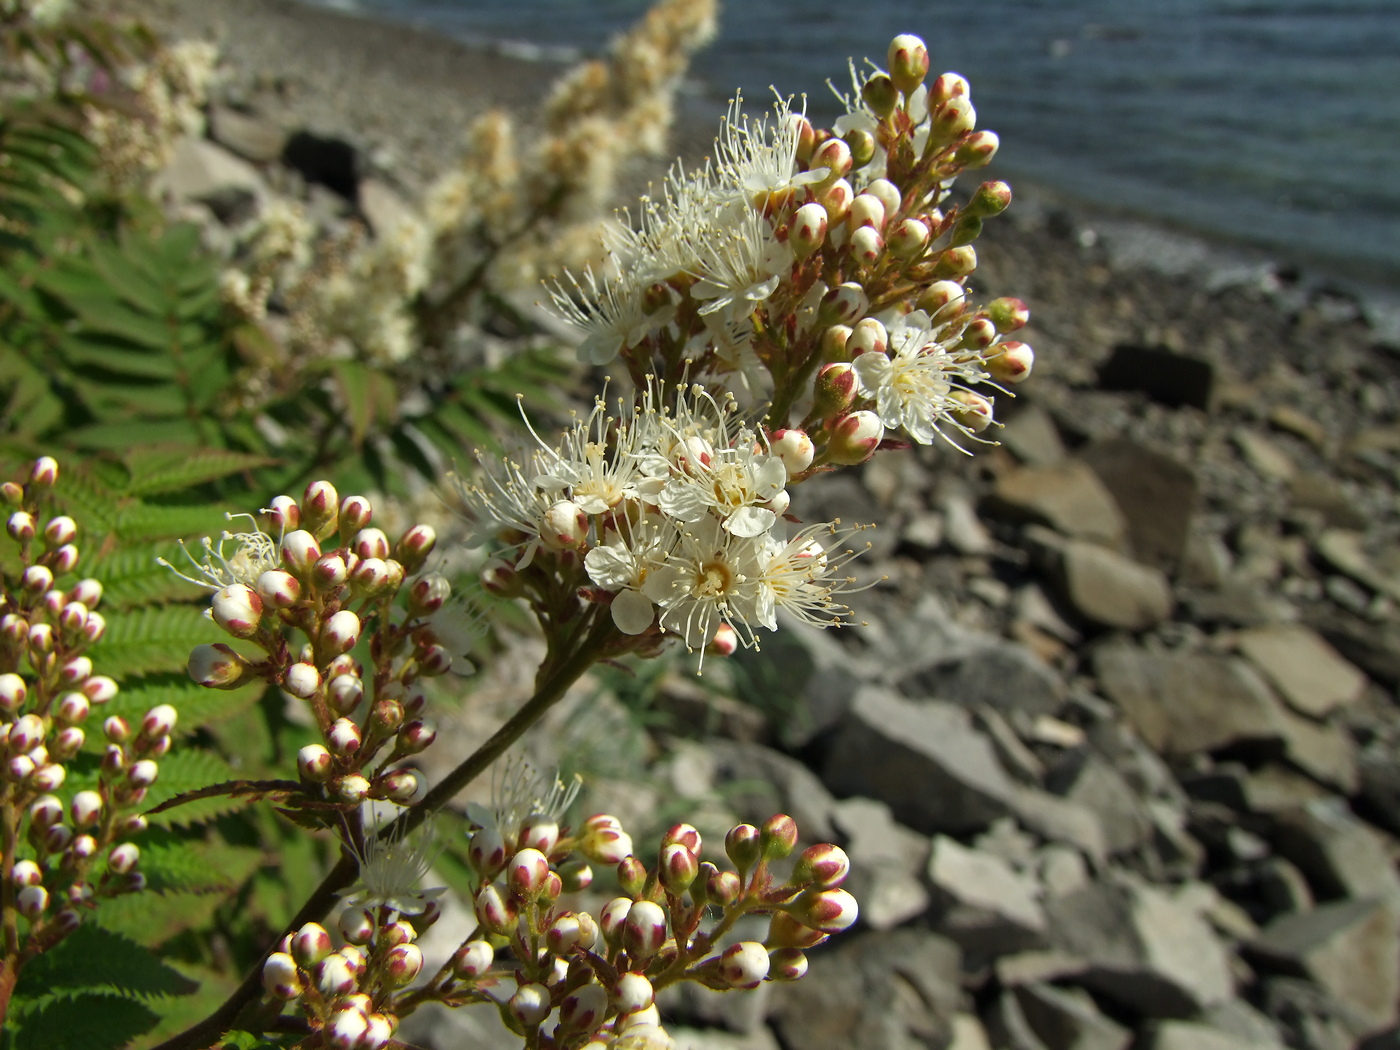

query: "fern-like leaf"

left=92, top=604, right=219, bottom=679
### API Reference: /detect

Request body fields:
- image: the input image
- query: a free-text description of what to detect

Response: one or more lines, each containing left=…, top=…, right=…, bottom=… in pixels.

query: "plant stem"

left=151, top=613, right=615, bottom=1050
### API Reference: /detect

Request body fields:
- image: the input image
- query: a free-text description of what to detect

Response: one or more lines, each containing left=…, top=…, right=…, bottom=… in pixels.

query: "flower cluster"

left=167, top=481, right=457, bottom=809
left=0, top=457, right=158, bottom=965
left=452, top=381, right=867, bottom=664
left=549, top=33, right=1034, bottom=458
left=262, top=804, right=855, bottom=1050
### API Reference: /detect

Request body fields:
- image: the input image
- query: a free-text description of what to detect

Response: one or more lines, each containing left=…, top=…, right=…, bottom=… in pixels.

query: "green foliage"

left=3, top=993, right=159, bottom=1050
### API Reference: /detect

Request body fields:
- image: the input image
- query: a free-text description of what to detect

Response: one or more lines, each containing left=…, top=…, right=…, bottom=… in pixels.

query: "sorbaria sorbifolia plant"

left=43, top=30, right=1031, bottom=1050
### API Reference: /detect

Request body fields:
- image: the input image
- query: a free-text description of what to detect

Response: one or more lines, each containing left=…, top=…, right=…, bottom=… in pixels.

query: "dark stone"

left=282, top=130, right=361, bottom=199
left=1097, top=344, right=1215, bottom=410
left=1079, top=441, right=1198, bottom=573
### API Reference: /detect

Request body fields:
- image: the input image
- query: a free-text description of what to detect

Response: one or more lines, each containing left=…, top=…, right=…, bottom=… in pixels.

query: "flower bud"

left=540, top=500, right=589, bottom=551
left=351, top=528, right=390, bottom=561
left=659, top=843, right=699, bottom=894
left=614, top=971, right=654, bottom=1013
left=397, top=524, right=437, bottom=570
left=987, top=340, right=1034, bottom=384
left=560, top=982, right=609, bottom=1033
left=848, top=317, right=889, bottom=358
left=958, top=317, right=998, bottom=350
left=888, top=217, right=931, bottom=259
left=622, top=899, right=668, bottom=960
left=509, top=982, right=551, bottom=1027
left=812, top=137, right=852, bottom=181
left=26, top=623, right=53, bottom=653
left=508, top=847, right=551, bottom=900
left=11, top=860, right=41, bottom=887
left=480, top=558, right=521, bottom=597
left=849, top=226, right=884, bottom=267
left=842, top=127, right=876, bottom=170
left=956, top=130, right=1000, bottom=168
left=57, top=656, right=91, bottom=687
left=276, top=663, right=317, bottom=701
left=43, top=515, right=76, bottom=548
left=949, top=213, right=983, bottom=248
left=384, top=942, right=423, bottom=986
left=187, top=644, right=248, bottom=689
left=301, top=480, right=338, bottom=533
left=416, top=643, right=452, bottom=677
left=708, top=622, right=739, bottom=657
left=518, top=816, right=560, bottom=856
left=7, top=512, right=35, bottom=543
left=79, top=610, right=105, bottom=643
left=371, top=698, right=404, bottom=734
left=30, top=795, right=62, bottom=827
left=546, top=911, right=585, bottom=955
left=789, top=202, right=828, bottom=259
left=719, top=941, right=770, bottom=989
left=281, top=530, right=321, bottom=572
left=888, top=33, right=930, bottom=96
left=338, top=496, right=372, bottom=535
left=336, top=775, right=371, bottom=803
left=860, top=72, right=899, bottom=118
left=16, top=884, right=48, bottom=920
left=792, top=843, right=851, bottom=889
left=58, top=601, right=88, bottom=637
left=817, top=177, right=854, bottom=226
left=108, top=843, right=140, bottom=874
left=297, top=744, right=332, bottom=782
left=580, top=814, right=634, bottom=865
left=28, top=457, right=58, bottom=487
left=328, top=718, right=361, bottom=757
left=41, top=824, right=72, bottom=853
left=931, top=95, right=976, bottom=143
left=141, top=704, right=178, bottom=740
left=211, top=584, right=263, bottom=638
left=769, top=429, right=815, bottom=475
left=7, top=754, right=35, bottom=783
left=930, top=70, right=971, bottom=105
left=32, top=763, right=65, bottom=792
left=761, top=814, right=799, bottom=859
left=819, top=282, right=869, bottom=327
left=325, top=1007, right=368, bottom=1050
left=49, top=543, right=77, bottom=574
left=396, top=719, right=437, bottom=756
left=795, top=887, right=859, bottom=932
left=559, top=859, right=594, bottom=893
left=949, top=390, right=996, bottom=432
left=769, top=946, right=809, bottom=981
left=10, top=714, right=43, bottom=753
left=452, top=939, right=494, bottom=980
left=265, top=495, right=300, bottom=532
left=933, top=244, right=977, bottom=279
left=827, top=411, right=885, bottom=465
left=468, top=824, right=507, bottom=879
left=617, top=854, right=647, bottom=898
left=254, top=569, right=300, bottom=610
left=766, top=910, right=828, bottom=949
left=474, top=883, right=514, bottom=935
left=600, top=897, right=632, bottom=945
left=325, top=610, right=361, bottom=653
left=0, top=674, right=25, bottom=712
left=315, top=952, right=358, bottom=999
left=309, top=553, right=347, bottom=590
left=262, top=952, right=303, bottom=1000
left=848, top=193, right=886, bottom=232
left=103, top=718, right=129, bottom=746
left=128, top=759, right=159, bottom=788
left=408, top=574, right=450, bottom=618
left=378, top=768, right=425, bottom=804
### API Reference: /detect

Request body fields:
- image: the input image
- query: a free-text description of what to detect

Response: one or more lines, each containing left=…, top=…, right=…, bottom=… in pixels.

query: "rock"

left=663, top=980, right=770, bottom=1038
left=670, top=1027, right=782, bottom=1050
left=155, top=136, right=266, bottom=220
left=901, top=510, right=945, bottom=551
left=1251, top=898, right=1400, bottom=1030
left=1039, top=845, right=1092, bottom=899
left=831, top=797, right=932, bottom=931
left=207, top=103, right=288, bottom=163
left=1359, top=750, right=1400, bottom=837
left=951, top=1013, right=995, bottom=1050
left=358, top=176, right=416, bottom=238
left=768, top=929, right=962, bottom=1050
left=1009, top=788, right=1110, bottom=863
left=898, top=639, right=1065, bottom=718
left=1184, top=581, right=1293, bottom=627
left=988, top=461, right=1128, bottom=547
left=1078, top=441, right=1198, bottom=573
left=1204, top=997, right=1291, bottom=1048
left=1271, top=798, right=1400, bottom=904
left=282, top=129, right=362, bottom=199
left=1272, top=708, right=1358, bottom=794
left=1234, top=624, right=1368, bottom=718
left=1145, top=1021, right=1283, bottom=1050
left=1288, top=474, right=1368, bottom=530
left=942, top=492, right=996, bottom=556
left=1045, top=879, right=1234, bottom=1017
left=1306, top=610, right=1400, bottom=688
left=1234, top=428, right=1297, bottom=481
left=1258, top=856, right=1317, bottom=916
left=822, top=687, right=1018, bottom=835
left=1244, top=765, right=1334, bottom=814
left=985, top=989, right=1052, bottom=1050
left=705, top=740, right=839, bottom=843
left=1315, top=529, right=1400, bottom=603
left=1053, top=540, right=1174, bottom=631
left=975, top=706, right=1047, bottom=784
left=1092, top=645, right=1284, bottom=755
left=995, top=950, right=1093, bottom=988
left=1261, top=976, right=1374, bottom=1050
left=1097, top=344, right=1215, bottom=410
left=654, top=675, right=769, bottom=744
left=1046, top=753, right=1154, bottom=855
left=999, top=405, right=1068, bottom=467
left=1014, top=982, right=1133, bottom=1050
left=928, top=836, right=1047, bottom=968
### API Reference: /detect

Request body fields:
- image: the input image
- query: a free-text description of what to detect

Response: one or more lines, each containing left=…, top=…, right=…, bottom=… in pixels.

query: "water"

left=318, top=0, right=1400, bottom=286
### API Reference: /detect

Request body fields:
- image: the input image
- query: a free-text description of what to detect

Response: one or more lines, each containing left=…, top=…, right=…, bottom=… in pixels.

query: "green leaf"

left=13, top=925, right=197, bottom=1000
left=216, top=1031, right=291, bottom=1050
left=142, top=748, right=245, bottom=827
left=6, top=992, right=158, bottom=1050
left=138, top=833, right=263, bottom=894
left=84, top=539, right=205, bottom=610
left=122, top=448, right=275, bottom=497
left=330, top=359, right=376, bottom=446
left=92, top=604, right=219, bottom=678
left=93, top=888, right=222, bottom=945
left=113, top=502, right=231, bottom=544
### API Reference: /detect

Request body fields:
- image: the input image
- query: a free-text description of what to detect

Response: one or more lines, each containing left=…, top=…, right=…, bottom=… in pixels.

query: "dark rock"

left=1271, top=799, right=1400, bottom=904
left=1078, top=441, right=1198, bottom=574
left=897, top=639, right=1065, bottom=719
left=928, top=836, right=1047, bottom=969
left=282, top=129, right=361, bottom=199
left=1014, top=982, right=1133, bottom=1050
left=1358, top=750, right=1400, bottom=837
left=1046, top=752, right=1153, bottom=855
left=1097, top=344, right=1215, bottom=410
left=1306, top=610, right=1400, bottom=688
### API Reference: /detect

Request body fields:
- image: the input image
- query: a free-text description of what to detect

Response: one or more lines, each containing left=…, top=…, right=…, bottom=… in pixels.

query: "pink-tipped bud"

left=103, top=718, right=130, bottom=746
left=614, top=971, right=654, bottom=1013
left=383, top=942, right=423, bottom=986
left=848, top=193, right=886, bottom=233
left=769, top=429, right=815, bottom=475
left=970, top=180, right=1013, bottom=219
left=8, top=754, right=35, bottom=783
left=49, top=544, right=77, bottom=574
left=0, top=674, right=25, bottom=712
left=211, top=584, right=263, bottom=638
left=396, top=719, right=437, bottom=756
left=546, top=912, right=585, bottom=955
left=297, top=744, right=332, bottom=782
left=452, top=939, right=494, bottom=980
left=291, top=922, right=332, bottom=968
left=16, top=884, right=48, bottom=920
left=987, top=340, right=1034, bottom=384
left=325, top=1007, right=368, bottom=1050
left=560, top=982, right=609, bottom=1033
left=934, top=244, right=978, bottom=280
left=327, top=718, right=361, bottom=757
left=958, top=317, right=998, bottom=351
left=719, top=941, right=770, bottom=989
left=792, top=843, right=851, bottom=888
left=371, top=699, right=404, bottom=735
left=468, top=824, right=507, bottom=879
left=0, top=615, right=25, bottom=645
left=789, top=202, right=828, bottom=259
left=888, top=217, right=931, bottom=259
left=301, top=480, right=339, bottom=531
left=30, top=795, right=63, bottom=827
left=381, top=920, right=415, bottom=948
left=378, top=768, right=425, bottom=804
left=26, top=623, right=53, bottom=653
left=559, top=859, right=594, bottom=893
left=57, top=656, right=91, bottom=686
left=812, top=137, right=852, bottom=181
left=932, top=95, right=977, bottom=143
left=397, top=524, right=437, bottom=570
left=7, top=512, right=35, bottom=543
left=623, top=899, right=668, bottom=960
left=600, top=897, right=633, bottom=946
left=141, top=704, right=178, bottom=740
left=580, top=814, right=634, bottom=864
left=769, top=946, right=809, bottom=980
left=41, top=823, right=72, bottom=853
left=11, top=860, right=41, bottom=886
left=10, top=714, right=43, bottom=753
left=281, top=530, right=321, bottom=572
left=849, top=226, right=884, bottom=267
left=519, top=816, right=560, bottom=855
left=917, top=280, right=968, bottom=317
left=509, top=982, right=551, bottom=1028
left=659, top=843, right=699, bottom=894
left=315, top=952, right=358, bottom=998
left=128, top=759, right=159, bottom=788
left=827, top=411, right=885, bottom=465
left=888, top=33, right=930, bottom=95
left=42, top=516, right=76, bottom=548
left=362, top=1016, right=392, bottom=1050
left=262, top=952, right=303, bottom=1000
left=408, top=574, right=450, bottom=617
left=256, top=570, right=301, bottom=609
left=108, top=842, right=140, bottom=874
left=950, top=390, right=996, bottom=432
left=339, top=496, right=373, bottom=533
left=187, top=644, right=247, bottom=689
left=819, top=282, right=870, bottom=327
left=351, top=528, right=390, bottom=561
left=795, top=887, right=859, bottom=932
left=58, top=601, right=88, bottom=636
left=32, top=763, right=65, bottom=792
left=475, top=883, right=514, bottom=935
left=761, top=814, right=799, bottom=859
left=325, top=610, right=361, bottom=653
left=339, top=907, right=376, bottom=945
left=82, top=676, right=117, bottom=704
left=416, top=643, right=452, bottom=677
left=336, top=773, right=371, bottom=805
left=986, top=297, right=1029, bottom=333
left=725, top=823, right=762, bottom=871
left=930, top=71, right=970, bottom=105
left=283, top=663, right=320, bottom=700
left=705, top=621, right=737, bottom=657
left=956, top=130, right=1000, bottom=168
left=311, top=553, right=348, bottom=590
left=265, top=496, right=300, bottom=532
left=481, top=558, right=521, bottom=597
left=848, top=317, right=889, bottom=358
left=324, top=674, right=362, bottom=716
left=766, top=910, right=829, bottom=950
left=29, top=457, right=58, bottom=487
left=817, top=177, right=854, bottom=226
left=70, top=578, right=102, bottom=608
left=80, top=610, right=105, bottom=643
left=540, top=500, right=589, bottom=551
left=508, top=847, right=551, bottom=900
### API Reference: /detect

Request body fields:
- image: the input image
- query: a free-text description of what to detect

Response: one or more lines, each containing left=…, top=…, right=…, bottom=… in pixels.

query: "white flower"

left=687, top=207, right=793, bottom=322
left=712, top=93, right=828, bottom=212
left=448, top=452, right=556, bottom=567
left=658, top=431, right=787, bottom=538
left=341, top=814, right=445, bottom=918
left=530, top=396, right=669, bottom=514
left=467, top=755, right=582, bottom=842
left=642, top=516, right=765, bottom=652
left=746, top=523, right=869, bottom=630
left=158, top=513, right=281, bottom=590
left=548, top=263, right=671, bottom=366
left=852, top=312, right=990, bottom=446
left=584, top=511, right=678, bottom=635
